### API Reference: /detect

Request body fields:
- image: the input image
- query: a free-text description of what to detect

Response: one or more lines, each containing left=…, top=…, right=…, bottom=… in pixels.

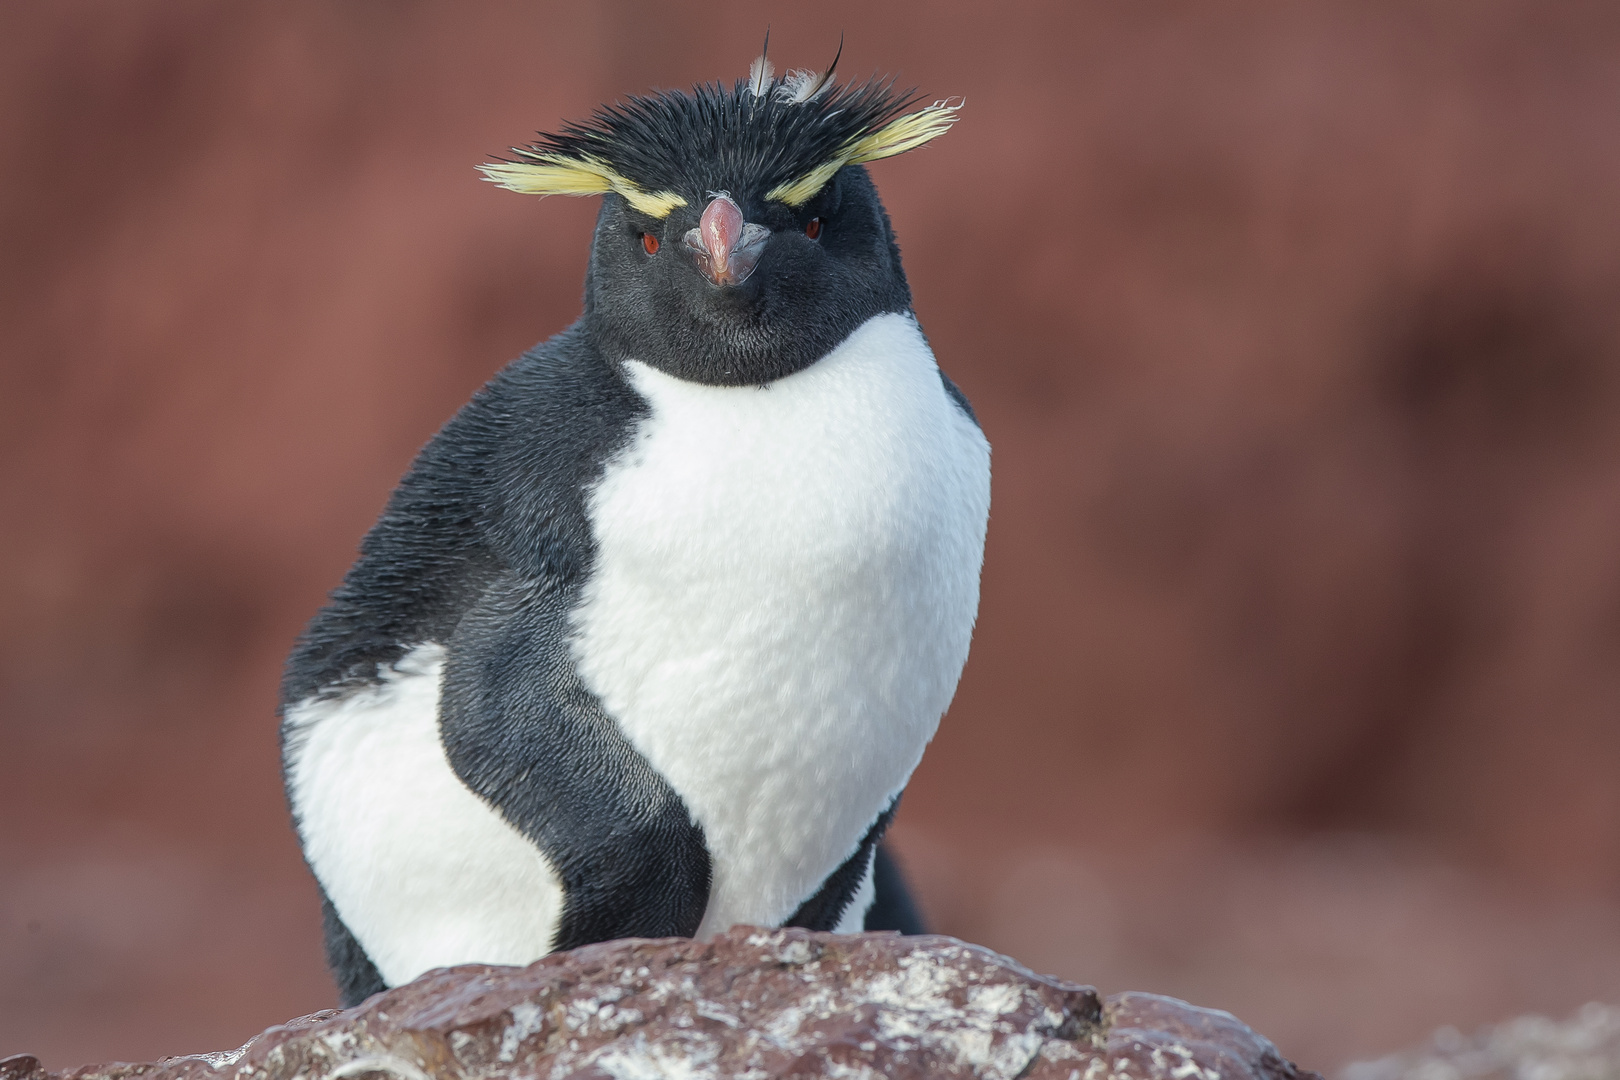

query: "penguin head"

left=482, top=47, right=961, bottom=386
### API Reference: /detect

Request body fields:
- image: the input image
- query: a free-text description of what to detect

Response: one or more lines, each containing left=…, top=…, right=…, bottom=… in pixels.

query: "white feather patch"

left=748, top=53, right=775, bottom=97
left=776, top=68, right=830, bottom=103
left=572, top=312, right=991, bottom=938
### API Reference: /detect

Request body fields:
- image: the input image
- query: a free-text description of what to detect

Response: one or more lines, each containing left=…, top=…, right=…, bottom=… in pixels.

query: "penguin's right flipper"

left=438, top=570, right=713, bottom=952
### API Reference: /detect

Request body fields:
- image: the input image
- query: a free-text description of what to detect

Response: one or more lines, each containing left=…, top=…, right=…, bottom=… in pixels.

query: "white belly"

left=573, top=312, right=992, bottom=935
left=283, top=644, right=565, bottom=987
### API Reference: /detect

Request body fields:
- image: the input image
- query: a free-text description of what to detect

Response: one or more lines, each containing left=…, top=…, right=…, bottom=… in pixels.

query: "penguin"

left=279, top=47, right=990, bottom=1008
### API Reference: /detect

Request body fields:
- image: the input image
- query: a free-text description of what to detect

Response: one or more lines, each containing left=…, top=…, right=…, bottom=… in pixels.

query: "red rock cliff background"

left=4, top=1, right=1620, bottom=1070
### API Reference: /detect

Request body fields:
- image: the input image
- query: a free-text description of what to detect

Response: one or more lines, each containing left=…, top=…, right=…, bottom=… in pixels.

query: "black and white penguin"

left=279, top=49, right=990, bottom=1007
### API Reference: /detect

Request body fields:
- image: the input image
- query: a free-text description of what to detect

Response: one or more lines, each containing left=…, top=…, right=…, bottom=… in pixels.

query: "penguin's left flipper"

left=439, top=570, right=713, bottom=951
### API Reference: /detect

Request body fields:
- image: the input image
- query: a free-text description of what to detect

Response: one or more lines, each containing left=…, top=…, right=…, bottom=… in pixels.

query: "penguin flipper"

left=439, top=571, right=713, bottom=951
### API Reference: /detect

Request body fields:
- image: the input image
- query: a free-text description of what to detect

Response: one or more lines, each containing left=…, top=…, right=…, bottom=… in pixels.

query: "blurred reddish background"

left=5, top=0, right=1620, bottom=1071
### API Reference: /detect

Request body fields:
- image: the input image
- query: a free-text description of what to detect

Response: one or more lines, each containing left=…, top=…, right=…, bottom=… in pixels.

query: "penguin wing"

left=438, top=567, right=712, bottom=949
left=284, top=325, right=710, bottom=972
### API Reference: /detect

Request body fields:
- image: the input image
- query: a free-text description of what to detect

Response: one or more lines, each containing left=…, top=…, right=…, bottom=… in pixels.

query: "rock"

left=2, top=1056, right=48, bottom=1080
left=1344, top=1003, right=1620, bottom=1080
left=42, top=929, right=1320, bottom=1080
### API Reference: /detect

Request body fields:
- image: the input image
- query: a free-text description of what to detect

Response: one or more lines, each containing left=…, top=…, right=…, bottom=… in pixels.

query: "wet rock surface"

left=37, top=929, right=1320, bottom=1080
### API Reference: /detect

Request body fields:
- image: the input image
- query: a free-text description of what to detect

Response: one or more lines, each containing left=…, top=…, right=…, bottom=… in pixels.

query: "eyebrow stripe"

left=479, top=152, right=689, bottom=218
left=765, top=99, right=962, bottom=206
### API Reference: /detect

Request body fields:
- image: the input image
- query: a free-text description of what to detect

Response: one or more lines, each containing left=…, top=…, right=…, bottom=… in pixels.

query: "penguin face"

left=585, top=165, right=911, bottom=386
left=481, top=59, right=961, bottom=387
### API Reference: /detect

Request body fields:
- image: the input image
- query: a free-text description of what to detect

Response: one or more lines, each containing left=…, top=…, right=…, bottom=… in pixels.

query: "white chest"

left=571, top=312, right=991, bottom=935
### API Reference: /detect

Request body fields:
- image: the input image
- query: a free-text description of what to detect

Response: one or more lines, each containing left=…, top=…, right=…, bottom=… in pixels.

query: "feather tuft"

left=766, top=96, right=963, bottom=206
left=478, top=149, right=687, bottom=218
left=846, top=97, right=964, bottom=164
left=482, top=55, right=955, bottom=216
left=776, top=69, right=826, bottom=103
left=776, top=34, right=843, bottom=104
left=748, top=29, right=774, bottom=97
left=747, top=55, right=775, bottom=96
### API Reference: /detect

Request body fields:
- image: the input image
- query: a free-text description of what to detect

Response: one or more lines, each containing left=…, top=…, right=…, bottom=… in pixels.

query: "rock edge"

left=8, top=928, right=1322, bottom=1080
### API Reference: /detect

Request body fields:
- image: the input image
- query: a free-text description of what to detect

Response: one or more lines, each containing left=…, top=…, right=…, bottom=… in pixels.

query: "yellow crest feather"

left=766, top=98, right=962, bottom=207
left=847, top=99, right=963, bottom=164
left=479, top=151, right=688, bottom=218
left=766, top=159, right=847, bottom=208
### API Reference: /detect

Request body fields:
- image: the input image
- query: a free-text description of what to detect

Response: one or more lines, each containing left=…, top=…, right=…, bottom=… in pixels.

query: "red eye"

left=805, top=217, right=822, bottom=240
left=641, top=232, right=659, bottom=255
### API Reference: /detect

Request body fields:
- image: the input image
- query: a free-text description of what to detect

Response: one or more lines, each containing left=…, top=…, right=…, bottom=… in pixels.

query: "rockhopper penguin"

left=279, top=48, right=991, bottom=1007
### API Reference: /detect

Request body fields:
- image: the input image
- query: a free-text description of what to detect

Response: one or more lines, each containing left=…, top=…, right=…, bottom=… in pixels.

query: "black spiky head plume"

left=482, top=55, right=960, bottom=218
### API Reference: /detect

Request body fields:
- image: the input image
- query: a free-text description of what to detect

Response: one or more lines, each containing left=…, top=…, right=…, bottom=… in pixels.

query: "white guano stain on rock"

left=195, top=1048, right=248, bottom=1068
left=326, top=1055, right=433, bottom=1080
left=1155, top=1042, right=1221, bottom=1080
left=583, top=1032, right=722, bottom=1080
left=499, top=1001, right=544, bottom=1062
